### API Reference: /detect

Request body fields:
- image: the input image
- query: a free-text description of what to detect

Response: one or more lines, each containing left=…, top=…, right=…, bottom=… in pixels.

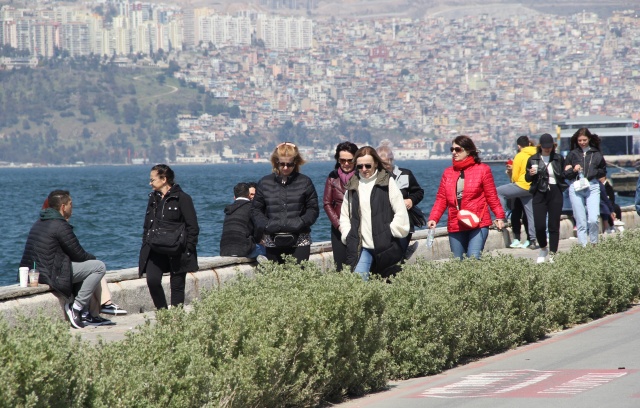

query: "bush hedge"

left=2, top=231, right=640, bottom=407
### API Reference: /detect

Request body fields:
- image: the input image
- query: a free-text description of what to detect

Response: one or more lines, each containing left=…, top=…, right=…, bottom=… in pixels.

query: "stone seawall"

left=2, top=207, right=639, bottom=324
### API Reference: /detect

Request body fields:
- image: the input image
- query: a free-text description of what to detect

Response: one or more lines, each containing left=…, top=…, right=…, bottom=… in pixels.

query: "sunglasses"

left=278, top=161, right=295, bottom=168
left=339, top=158, right=353, bottom=164
left=356, top=164, right=373, bottom=170
left=450, top=147, right=465, bottom=153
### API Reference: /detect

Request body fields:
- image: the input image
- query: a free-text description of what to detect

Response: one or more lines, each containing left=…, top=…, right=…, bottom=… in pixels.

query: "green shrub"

left=0, top=314, right=86, bottom=408
left=2, top=231, right=640, bottom=407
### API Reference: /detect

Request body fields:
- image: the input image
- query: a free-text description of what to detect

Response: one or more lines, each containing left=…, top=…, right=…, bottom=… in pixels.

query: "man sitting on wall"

left=220, top=182, right=266, bottom=260
left=20, top=190, right=111, bottom=328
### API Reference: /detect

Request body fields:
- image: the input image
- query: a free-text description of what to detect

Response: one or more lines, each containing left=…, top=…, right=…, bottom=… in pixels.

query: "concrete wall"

left=2, top=207, right=639, bottom=324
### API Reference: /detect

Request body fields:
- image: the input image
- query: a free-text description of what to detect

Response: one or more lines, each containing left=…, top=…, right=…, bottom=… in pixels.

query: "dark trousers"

left=145, top=251, right=186, bottom=309
left=533, top=185, right=563, bottom=253
left=266, top=245, right=311, bottom=264
left=510, top=197, right=531, bottom=241
left=330, top=226, right=348, bottom=272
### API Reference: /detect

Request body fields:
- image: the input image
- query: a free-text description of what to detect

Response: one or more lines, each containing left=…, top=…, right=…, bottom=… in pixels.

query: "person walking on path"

left=252, top=142, right=319, bottom=264
left=563, top=128, right=607, bottom=246
left=376, top=144, right=425, bottom=260
left=340, top=146, right=409, bottom=280
left=323, top=141, right=358, bottom=271
left=20, top=190, right=109, bottom=329
left=496, top=136, right=537, bottom=249
left=139, top=164, right=199, bottom=310
left=220, top=182, right=265, bottom=259
left=427, top=135, right=505, bottom=260
left=525, top=134, right=568, bottom=263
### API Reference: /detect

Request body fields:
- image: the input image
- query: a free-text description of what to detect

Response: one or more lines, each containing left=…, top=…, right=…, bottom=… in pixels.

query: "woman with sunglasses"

left=339, top=146, right=410, bottom=280
left=251, top=142, right=319, bottom=264
left=427, top=136, right=505, bottom=260
left=323, top=141, right=358, bottom=271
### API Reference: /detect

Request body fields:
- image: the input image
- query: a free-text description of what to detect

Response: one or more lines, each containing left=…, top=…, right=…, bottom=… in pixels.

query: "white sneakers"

left=509, top=239, right=521, bottom=248
left=536, top=247, right=549, bottom=264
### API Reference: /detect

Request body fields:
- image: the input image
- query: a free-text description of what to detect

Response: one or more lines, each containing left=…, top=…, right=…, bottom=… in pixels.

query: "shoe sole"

left=100, top=309, right=127, bottom=315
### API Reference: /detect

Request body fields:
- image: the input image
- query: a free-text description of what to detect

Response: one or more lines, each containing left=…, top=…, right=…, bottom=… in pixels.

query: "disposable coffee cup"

left=19, top=267, right=28, bottom=288
left=28, top=269, right=39, bottom=287
left=531, top=164, right=538, bottom=173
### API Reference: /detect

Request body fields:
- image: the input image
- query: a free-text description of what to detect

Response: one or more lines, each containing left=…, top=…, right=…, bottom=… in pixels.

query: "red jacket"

left=428, top=162, right=505, bottom=233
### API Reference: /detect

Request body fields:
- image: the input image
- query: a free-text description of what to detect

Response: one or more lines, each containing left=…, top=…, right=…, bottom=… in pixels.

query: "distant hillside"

left=175, top=0, right=634, bottom=19
left=0, top=58, right=232, bottom=165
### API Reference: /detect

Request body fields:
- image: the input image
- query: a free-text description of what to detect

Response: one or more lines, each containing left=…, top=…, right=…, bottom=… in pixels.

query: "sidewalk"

left=72, top=236, right=584, bottom=343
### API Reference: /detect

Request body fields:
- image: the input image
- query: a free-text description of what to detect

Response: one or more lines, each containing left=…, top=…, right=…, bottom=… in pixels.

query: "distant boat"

left=610, top=170, right=638, bottom=197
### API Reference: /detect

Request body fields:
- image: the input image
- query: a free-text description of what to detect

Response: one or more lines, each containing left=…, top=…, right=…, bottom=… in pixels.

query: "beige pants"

left=88, top=278, right=112, bottom=316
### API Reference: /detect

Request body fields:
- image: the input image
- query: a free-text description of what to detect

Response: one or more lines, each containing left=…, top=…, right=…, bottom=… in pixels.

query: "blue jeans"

left=569, top=180, right=600, bottom=246
left=247, top=244, right=266, bottom=258
left=448, top=227, right=489, bottom=260
left=354, top=248, right=374, bottom=281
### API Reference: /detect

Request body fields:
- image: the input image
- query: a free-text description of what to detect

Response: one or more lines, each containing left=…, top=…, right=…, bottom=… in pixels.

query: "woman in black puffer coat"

left=139, top=164, right=199, bottom=309
left=251, top=142, right=319, bottom=264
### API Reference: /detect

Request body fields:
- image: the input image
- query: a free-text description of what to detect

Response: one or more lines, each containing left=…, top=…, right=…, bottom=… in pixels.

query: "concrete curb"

left=2, top=206, right=638, bottom=325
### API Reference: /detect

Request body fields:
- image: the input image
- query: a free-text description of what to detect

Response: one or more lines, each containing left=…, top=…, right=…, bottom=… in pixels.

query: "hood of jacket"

left=224, top=199, right=251, bottom=215
left=520, top=146, right=537, bottom=157
left=39, top=208, right=66, bottom=222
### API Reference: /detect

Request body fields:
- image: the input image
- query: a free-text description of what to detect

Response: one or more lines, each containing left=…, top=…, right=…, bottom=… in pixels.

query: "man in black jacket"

left=220, top=182, right=265, bottom=258
left=20, top=190, right=107, bottom=329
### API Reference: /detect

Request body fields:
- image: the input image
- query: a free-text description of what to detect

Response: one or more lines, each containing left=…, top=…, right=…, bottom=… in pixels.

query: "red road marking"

left=418, top=369, right=635, bottom=399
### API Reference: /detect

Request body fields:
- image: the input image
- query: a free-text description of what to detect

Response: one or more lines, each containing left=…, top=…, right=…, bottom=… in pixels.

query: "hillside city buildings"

left=1, top=1, right=639, bottom=162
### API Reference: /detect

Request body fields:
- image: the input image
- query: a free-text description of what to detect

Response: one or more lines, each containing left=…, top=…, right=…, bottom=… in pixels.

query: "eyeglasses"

left=356, top=164, right=373, bottom=170
left=278, top=161, right=295, bottom=168
left=450, top=147, right=465, bottom=153
left=339, top=158, right=353, bottom=164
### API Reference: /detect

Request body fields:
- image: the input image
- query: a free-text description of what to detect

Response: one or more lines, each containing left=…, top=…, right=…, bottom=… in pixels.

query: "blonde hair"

left=270, top=142, right=306, bottom=174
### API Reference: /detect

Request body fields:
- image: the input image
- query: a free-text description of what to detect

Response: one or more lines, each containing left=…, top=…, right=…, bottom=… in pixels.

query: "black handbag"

left=147, top=219, right=187, bottom=256
left=408, top=206, right=427, bottom=228
left=272, top=233, right=299, bottom=248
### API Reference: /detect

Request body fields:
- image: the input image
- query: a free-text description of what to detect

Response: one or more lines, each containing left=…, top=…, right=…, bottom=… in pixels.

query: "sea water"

left=1, top=160, right=632, bottom=286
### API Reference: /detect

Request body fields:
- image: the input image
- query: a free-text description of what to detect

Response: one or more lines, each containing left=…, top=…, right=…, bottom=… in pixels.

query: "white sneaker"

left=509, top=239, right=521, bottom=248
left=614, top=220, right=624, bottom=226
left=536, top=247, right=549, bottom=264
left=256, top=255, right=269, bottom=264
left=519, top=240, right=530, bottom=249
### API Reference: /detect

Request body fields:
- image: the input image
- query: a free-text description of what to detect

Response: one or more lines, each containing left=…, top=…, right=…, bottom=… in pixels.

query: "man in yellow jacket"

left=497, top=136, right=538, bottom=249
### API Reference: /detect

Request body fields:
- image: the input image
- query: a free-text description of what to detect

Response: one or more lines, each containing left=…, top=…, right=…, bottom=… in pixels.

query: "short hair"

left=333, top=141, right=358, bottom=169
left=151, top=164, right=175, bottom=185
left=453, top=135, right=481, bottom=164
left=376, top=145, right=394, bottom=161
left=47, top=190, right=71, bottom=211
left=234, top=182, right=251, bottom=198
left=516, top=136, right=530, bottom=148
left=570, top=127, right=601, bottom=151
left=352, top=146, right=386, bottom=173
left=270, top=142, right=306, bottom=174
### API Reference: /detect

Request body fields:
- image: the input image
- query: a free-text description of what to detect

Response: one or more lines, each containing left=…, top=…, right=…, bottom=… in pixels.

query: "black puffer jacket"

left=20, top=208, right=95, bottom=298
left=251, top=171, right=319, bottom=238
left=139, top=184, right=199, bottom=276
left=220, top=199, right=259, bottom=257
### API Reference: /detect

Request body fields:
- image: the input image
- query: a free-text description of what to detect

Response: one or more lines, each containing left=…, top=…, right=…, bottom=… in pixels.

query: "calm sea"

left=1, top=160, right=633, bottom=286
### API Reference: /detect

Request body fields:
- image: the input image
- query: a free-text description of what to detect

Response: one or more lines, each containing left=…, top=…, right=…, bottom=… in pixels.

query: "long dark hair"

left=333, top=141, right=358, bottom=169
left=151, top=164, right=175, bottom=186
left=453, top=135, right=481, bottom=164
left=570, top=127, right=601, bottom=151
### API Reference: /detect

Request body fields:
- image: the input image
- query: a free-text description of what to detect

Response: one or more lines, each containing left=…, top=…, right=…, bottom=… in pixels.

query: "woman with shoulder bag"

left=562, top=128, right=607, bottom=246
left=251, top=142, right=319, bottom=264
left=427, top=135, right=505, bottom=260
left=139, top=164, right=199, bottom=310
left=525, top=134, right=568, bottom=263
